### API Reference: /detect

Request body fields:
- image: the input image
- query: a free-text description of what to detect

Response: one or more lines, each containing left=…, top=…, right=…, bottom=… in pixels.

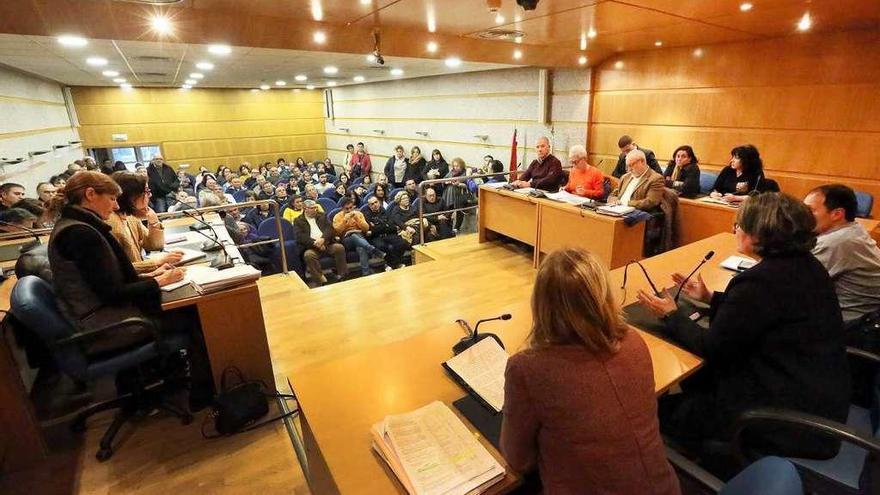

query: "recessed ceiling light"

left=587, top=27, right=597, bottom=39
left=311, top=0, right=323, bottom=21
left=185, top=79, right=197, bottom=85
left=739, top=3, right=753, bottom=12
left=150, top=15, right=173, bottom=35
left=797, top=12, right=812, bottom=31
left=578, top=56, right=588, bottom=65
left=86, top=57, right=108, bottom=66
left=313, top=31, right=327, bottom=44
left=513, top=49, right=522, bottom=60
left=112, top=78, right=126, bottom=83
left=189, top=72, right=204, bottom=79
left=306, top=85, right=316, bottom=90
left=614, top=60, right=624, bottom=69
left=57, top=35, right=88, bottom=47
left=120, top=83, right=133, bottom=90
left=102, top=70, right=119, bottom=77
left=250, top=88, right=259, bottom=93
left=323, top=66, right=338, bottom=74
left=353, top=75, right=365, bottom=82
left=654, top=40, right=663, bottom=47
left=196, top=61, right=214, bottom=70
left=295, top=74, right=308, bottom=81
left=208, top=44, right=231, bottom=55
left=495, top=13, right=505, bottom=24
left=360, top=0, right=371, bottom=4
left=275, top=80, right=287, bottom=86
left=182, top=85, right=192, bottom=90
left=693, top=48, right=704, bottom=58
left=444, top=57, right=462, bottom=68
left=514, top=36, right=523, bottom=44
left=293, top=88, right=302, bottom=93
left=366, top=54, right=377, bottom=63
left=390, top=68, right=404, bottom=76
left=260, top=84, right=270, bottom=91
left=327, top=81, right=338, bottom=87
left=426, top=41, right=438, bottom=53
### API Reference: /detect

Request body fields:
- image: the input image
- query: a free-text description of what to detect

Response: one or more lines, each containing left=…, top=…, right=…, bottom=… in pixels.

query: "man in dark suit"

left=293, top=200, right=348, bottom=286
left=611, top=135, right=661, bottom=178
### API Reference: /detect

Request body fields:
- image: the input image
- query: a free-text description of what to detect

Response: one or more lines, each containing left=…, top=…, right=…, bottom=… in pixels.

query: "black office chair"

left=10, top=276, right=193, bottom=461
left=668, top=449, right=803, bottom=495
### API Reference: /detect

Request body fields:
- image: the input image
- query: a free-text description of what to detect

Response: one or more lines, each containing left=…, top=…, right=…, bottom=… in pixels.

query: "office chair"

left=668, top=449, right=802, bottom=495
left=731, top=347, right=880, bottom=494
left=855, top=191, right=874, bottom=218
left=699, top=171, right=719, bottom=194
left=10, top=276, right=193, bottom=462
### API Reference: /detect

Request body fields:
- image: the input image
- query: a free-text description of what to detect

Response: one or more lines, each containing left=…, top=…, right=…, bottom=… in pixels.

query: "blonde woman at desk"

left=501, top=248, right=680, bottom=495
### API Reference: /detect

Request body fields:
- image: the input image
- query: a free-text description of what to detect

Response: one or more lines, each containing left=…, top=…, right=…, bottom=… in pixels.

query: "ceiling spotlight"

left=353, top=75, right=365, bottom=82
left=514, top=35, right=523, bottom=44
left=182, top=84, right=192, bottom=90
left=580, top=34, right=587, bottom=50
left=189, top=73, right=204, bottom=79
left=185, top=79, right=197, bottom=85
left=390, top=68, right=404, bottom=76
left=57, top=35, right=88, bottom=47
left=444, top=57, right=462, bottom=68
left=311, top=0, right=323, bottom=21
left=614, top=60, right=624, bottom=69
left=426, top=41, right=438, bottom=53
left=102, top=70, right=119, bottom=77
left=739, top=2, right=753, bottom=12
left=587, top=27, right=597, bottom=38
left=196, top=61, right=214, bottom=70
left=495, top=13, right=505, bottom=24
left=578, top=56, right=587, bottom=65
left=513, top=49, right=522, bottom=60
left=306, top=84, right=316, bottom=90
left=208, top=44, right=232, bottom=55
left=150, top=15, right=173, bottom=35
left=313, top=31, right=327, bottom=44
left=693, top=47, right=704, bottom=58
left=360, top=0, right=371, bottom=4
left=327, top=81, right=338, bottom=87
left=260, top=84, right=270, bottom=90
left=323, top=66, right=338, bottom=74
left=275, top=80, right=286, bottom=86
left=797, top=12, right=812, bottom=31
left=113, top=78, right=126, bottom=83
left=295, top=74, right=308, bottom=81
left=86, top=57, right=108, bottom=66
left=654, top=40, right=663, bottom=47
left=120, top=83, right=133, bottom=90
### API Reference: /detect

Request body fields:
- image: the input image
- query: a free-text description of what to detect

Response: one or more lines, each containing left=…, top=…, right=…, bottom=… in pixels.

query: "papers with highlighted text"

left=443, top=338, right=508, bottom=413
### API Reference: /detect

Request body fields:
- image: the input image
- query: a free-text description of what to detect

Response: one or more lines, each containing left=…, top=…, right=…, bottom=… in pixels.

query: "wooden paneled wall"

left=588, top=29, right=880, bottom=215
left=72, top=87, right=327, bottom=170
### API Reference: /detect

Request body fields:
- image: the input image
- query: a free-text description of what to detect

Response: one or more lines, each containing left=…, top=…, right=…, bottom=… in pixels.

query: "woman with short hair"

left=502, top=248, right=680, bottom=494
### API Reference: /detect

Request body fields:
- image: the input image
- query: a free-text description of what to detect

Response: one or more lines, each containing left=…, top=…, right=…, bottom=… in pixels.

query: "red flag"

left=508, top=128, right=518, bottom=181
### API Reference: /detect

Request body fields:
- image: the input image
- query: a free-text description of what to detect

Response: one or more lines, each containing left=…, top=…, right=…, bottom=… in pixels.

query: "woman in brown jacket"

left=501, top=248, right=680, bottom=495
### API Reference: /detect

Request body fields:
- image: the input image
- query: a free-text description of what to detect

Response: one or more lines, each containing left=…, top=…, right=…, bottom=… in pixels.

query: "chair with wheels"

left=10, top=276, right=192, bottom=462
left=855, top=191, right=874, bottom=218
left=699, top=171, right=719, bottom=195
left=668, top=449, right=802, bottom=495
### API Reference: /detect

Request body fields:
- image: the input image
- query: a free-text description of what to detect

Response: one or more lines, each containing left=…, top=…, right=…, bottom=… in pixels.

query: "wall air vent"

left=113, top=0, right=184, bottom=5
left=133, top=56, right=175, bottom=64
left=475, top=29, right=525, bottom=41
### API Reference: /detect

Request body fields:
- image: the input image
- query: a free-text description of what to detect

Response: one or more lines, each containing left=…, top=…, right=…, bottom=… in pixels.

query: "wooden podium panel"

left=478, top=188, right=539, bottom=246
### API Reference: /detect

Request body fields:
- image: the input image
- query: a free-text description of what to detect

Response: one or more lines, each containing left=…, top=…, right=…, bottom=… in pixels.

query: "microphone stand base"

left=452, top=332, right=505, bottom=355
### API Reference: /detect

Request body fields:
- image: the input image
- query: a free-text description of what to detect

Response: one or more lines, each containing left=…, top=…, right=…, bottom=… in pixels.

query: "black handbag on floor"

left=208, top=367, right=270, bottom=436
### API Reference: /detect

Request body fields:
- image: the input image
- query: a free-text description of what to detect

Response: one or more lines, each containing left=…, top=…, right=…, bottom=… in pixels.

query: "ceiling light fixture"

left=295, top=74, right=308, bottom=81
left=495, top=13, right=505, bottom=24
left=614, top=60, right=624, bottom=69
left=580, top=34, right=587, bottom=50
left=293, top=88, right=302, bottom=93
left=578, top=56, right=587, bottom=65
left=353, top=75, right=365, bottom=82
left=693, top=47, right=704, bottom=58
left=390, top=68, right=404, bottom=76
left=426, top=10, right=437, bottom=33
left=444, top=57, right=462, bottom=68
left=426, top=41, right=438, bottom=53
left=311, top=0, right=323, bottom=21
left=306, top=84, right=316, bottom=90
left=739, top=2, right=753, bottom=12
left=185, top=79, right=197, bottom=85
left=102, top=70, right=119, bottom=77
left=250, top=88, right=259, bottom=93
left=275, top=80, right=286, bottom=86
left=514, top=35, right=523, bottom=44
left=196, top=61, right=214, bottom=70
left=654, top=40, right=663, bottom=47
left=86, top=57, right=108, bottom=66
left=360, top=0, right=371, bottom=4
left=327, top=81, right=338, bottom=87
left=120, top=83, right=133, bottom=90
left=313, top=31, right=327, bottom=44
left=150, top=15, right=173, bottom=35
left=513, top=50, right=522, bottom=60
left=260, top=84, right=270, bottom=90
left=113, top=78, right=126, bottom=83
left=182, top=85, right=192, bottom=90
left=57, top=35, right=88, bottom=47
left=208, top=44, right=232, bottom=55
left=189, top=73, right=204, bottom=79
left=323, top=66, right=338, bottom=74
left=587, top=27, right=597, bottom=39
left=797, top=12, right=812, bottom=31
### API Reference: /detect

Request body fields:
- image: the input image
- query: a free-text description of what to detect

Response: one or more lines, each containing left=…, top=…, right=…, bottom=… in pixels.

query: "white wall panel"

left=0, top=101, right=72, bottom=134
left=0, top=68, right=67, bottom=103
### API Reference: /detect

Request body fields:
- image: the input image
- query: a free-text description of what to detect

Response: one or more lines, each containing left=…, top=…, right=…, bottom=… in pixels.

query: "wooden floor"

left=1, top=234, right=535, bottom=495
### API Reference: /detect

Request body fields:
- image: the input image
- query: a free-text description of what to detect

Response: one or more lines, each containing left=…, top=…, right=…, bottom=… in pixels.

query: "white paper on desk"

left=720, top=255, right=757, bottom=272
left=376, top=401, right=504, bottom=495
left=146, top=247, right=207, bottom=266
left=544, top=190, right=594, bottom=206
left=596, top=204, right=635, bottom=216
left=513, top=187, right=536, bottom=194
left=165, top=233, right=187, bottom=244
left=160, top=279, right=191, bottom=292
left=444, top=338, right=509, bottom=413
left=480, top=182, right=508, bottom=189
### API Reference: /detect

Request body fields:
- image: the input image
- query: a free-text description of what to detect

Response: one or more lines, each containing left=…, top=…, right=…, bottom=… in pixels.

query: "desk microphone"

left=181, top=210, right=234, bottom=270
left=674, top=250, right=715, bottom=303
left=452, top=313, right=510, bottom=355
left=0, top=220, right=43, bottom=252
left=621, top=260, right=661, bottom=296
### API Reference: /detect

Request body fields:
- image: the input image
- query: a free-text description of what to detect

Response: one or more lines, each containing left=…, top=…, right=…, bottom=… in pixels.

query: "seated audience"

left=108, top=171, right=182, bottom=274
left=146, top=155, right=179, bottom=213
left=13, top=198, right=54, bottom=228
left=251, top=174, right=268, bottom=195
left=501, top=248, right=680, bottom=495
left=563, top=145, right=604, bottom=199
left=375, top=174, right=389, bottom=187
left=373, top=183, right=392, bottom=209
left=364, top=195, right=408, bottom=269
left=804, top=184, right=880, bottom=325
left=283, top=195, right=323, bottom=222
left=0, top=207, right=37, bottom=232
left=177, top=170, right=195, bottom=195
left=389, top=192, right=432, bottom=244
left=303, top=183, right=321, bottom=203
left=257, top=181, right=275, bottom=200
left=403, top=179, right=419, bottom=203
left=293, top=199, right=348, bottom=286
left=609, top=149, right=664, bottom=211
left=274, top=184, right=289, bottom=206
left=36, top=182, right=57, bottom=207
left=487, top=160, right=506, bottom=183
left=612, top=135, right=661, bottom=178
left=384, top=145, right=409, bottom=188
left=510, top=137, right=564, bottom=191
left=333, top=197, right=385, bottom=275
left=0, top=182, right=26, bottom=211
left=421, top=187, right=454, bottom=239
left=408, top=146, right=427, bottom=183
left=315, top=174, right=334, bottom=194
left=238, top=163, right=254, bottom=188
left=168, top=191, right=197, bottom=212
left=50, top=175, right=67, bottom=189
left=224, top=175, right=245, bottom=195
left=710, top=144, right=764, bottom=203
left=422, top=149, right=449, bottom=183
left=243, top=201, right=272, bottom=228
left=637, top=192, right=850, bottom=460
left=325, top=183, right=346, bottom=203
left=348, top=185, right=367, bottom=207
left=337, top=173, right=351, bottom=189
left=663, top=145, right=701, bottom=197
left=323, top=158, right=336, bottom=176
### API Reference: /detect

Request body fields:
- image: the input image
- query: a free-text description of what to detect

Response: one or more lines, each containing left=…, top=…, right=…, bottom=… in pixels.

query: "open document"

left=371, top=401, right=505, bottom=495
left=443, top=338, right=508, bottom=413
left=161, top=264, right=261, bottom=293
left=544, top=190, right=595, bottom=206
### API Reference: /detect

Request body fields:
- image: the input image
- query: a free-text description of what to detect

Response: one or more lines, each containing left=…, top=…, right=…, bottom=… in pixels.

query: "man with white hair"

left=609, top=149, right=665, bottom=211
left=562, top=145, right=605, bottom=199
left=511, top=136, right=564, bottom=191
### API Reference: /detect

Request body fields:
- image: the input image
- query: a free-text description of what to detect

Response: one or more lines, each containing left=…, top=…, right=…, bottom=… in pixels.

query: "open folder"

left=371, top=401, right=505, bottom=495
left=442, top=338, right=509, bottom=414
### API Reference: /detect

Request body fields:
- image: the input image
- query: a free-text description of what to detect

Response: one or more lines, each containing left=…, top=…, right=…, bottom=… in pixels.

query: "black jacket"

left=663, top=253, right=850, bottom=458
left=405, top=157, right=426, bottom=184
left=243, top=208, right=272, bottom=229
left=384, top=156, right=409, bottom=186
left=612, top=146, right=661, bottom=178
left=711, top=166, right=761, bottom=196
left=293, top=213, right=336, bottom=252
left=662, top=162, right=702, bottom=197
left=363, top=206, right=398, bottom=238
left=421, top=198, right=450, bottom=225
left=421, top=159, right=449, bottom=183
left=387, top=205, right=418, bottom=231
left=147, top=162, right=180, bottom=197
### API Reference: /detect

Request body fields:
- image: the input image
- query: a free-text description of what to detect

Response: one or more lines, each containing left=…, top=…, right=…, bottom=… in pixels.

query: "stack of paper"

left=146, top=247, right=207, bottom=266
left=544, top=190, right=595, bottom=206
left=188, top=264, right=261, bottom=293
left=720, top=255, right=757, bottom=272
left=697, top=196, right=739, bottom=208
left=443, top=338, right=509, bottom=413
left=371, top=401, right=505, bottom=495
left=596, top=204, right=635, bottom=216
left=480, top=181, right=509, bottom=190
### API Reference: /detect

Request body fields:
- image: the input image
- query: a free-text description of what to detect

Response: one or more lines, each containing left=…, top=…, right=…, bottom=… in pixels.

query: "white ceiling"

left=0, top=34, right=516, bottom=89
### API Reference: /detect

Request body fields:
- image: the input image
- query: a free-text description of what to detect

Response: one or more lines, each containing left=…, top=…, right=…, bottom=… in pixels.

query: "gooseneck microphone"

left=181, top=210, right=234, bottom=270
left=622, top=260, right=661, bottom=296
left=452, top=313, right=510, bottom=355
left=0, top=220, right=43, bottom=252
left=674, top=250, right=715, bottom=303
left=473, top=313, right=512, bottom=337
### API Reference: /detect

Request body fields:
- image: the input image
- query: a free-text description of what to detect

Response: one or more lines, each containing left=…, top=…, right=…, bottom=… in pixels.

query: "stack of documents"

left=371, top=401, right=505, bottom=495
left=480, top=182, right=508, bottom=189
left=544, top=190, right=595, bottom=206
left=146, top=247, right=207, bottom=266
left=596, top=204, right=636, bottom=216
left=720, top=255, right=757, bottom=272
left=443, top=338, right=509, bottom=413
left=161, top=264, right=261, bottom=293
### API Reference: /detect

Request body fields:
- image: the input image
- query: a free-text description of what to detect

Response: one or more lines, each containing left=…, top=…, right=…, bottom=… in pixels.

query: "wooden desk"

left=289, top=236, right=750, bottom=495
left=478, top=187, right=646, bottom=269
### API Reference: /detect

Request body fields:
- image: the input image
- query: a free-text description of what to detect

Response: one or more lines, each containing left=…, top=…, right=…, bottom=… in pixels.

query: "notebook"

left=544, top=190, right=595, bottom=206
left=596, top=204, right=635, bottom=216
left=442, top=338, right=509, bottom=414
left=371, top=401, right=505, bottom=495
